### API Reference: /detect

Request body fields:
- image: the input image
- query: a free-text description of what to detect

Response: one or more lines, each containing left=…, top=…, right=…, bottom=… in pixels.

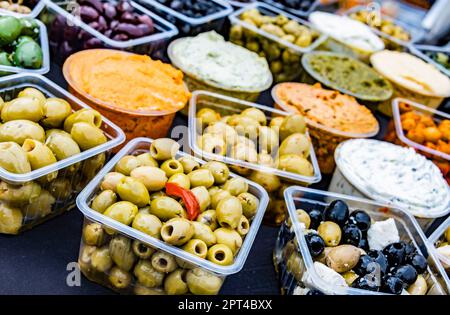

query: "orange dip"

left=65, top=49, right=190, bottom=113
left=275, top=83, right=378, bottom=135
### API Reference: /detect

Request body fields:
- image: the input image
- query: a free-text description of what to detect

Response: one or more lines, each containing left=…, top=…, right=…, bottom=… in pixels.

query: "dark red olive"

left=104, top=29, right=113, bottom=38
left=81, top=0, right=104, bottom=13
left=78, top=30, right=92, bottom=41
left=53, top=14, right=66, bottom=29
left=97, top=16, right=108, bottom=31
left=119, top=12, right=137, bottom=24
left=103, top=3, right=117, bottom=20
left=137, top=15, right=154, bottom=33
left=80, top=5, right=99, bottom=23
left=64, top=26, right=79, bottom=41
left=117, top=0, right=133, bottom=13
left=112, top=33, right=129, bottom=41
left=88, top=21, right=100, bottom=31
left=60, top=41, right=74, bottom=59
left=114, top=23, right=143, bottom=37
left=84, top=37, right=104, bottom=49
left=110, top=20, right=119, bottom=30
left=137, top=24, right=153, bottom=36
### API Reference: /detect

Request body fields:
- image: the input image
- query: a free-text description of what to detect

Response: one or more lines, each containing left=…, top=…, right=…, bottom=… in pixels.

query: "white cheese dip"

left=335, top=139, right=450, bottom=218
left=168, top=31, right=272, bottom=92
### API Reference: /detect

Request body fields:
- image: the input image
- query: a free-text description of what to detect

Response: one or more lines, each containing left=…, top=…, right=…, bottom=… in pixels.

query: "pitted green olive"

left=278, top=133, right=310, bottom=158
left=48, top=178, right=71, bottom=199
left=45, top=129, right=81, bottom=160
left=257, top=151, right=274, bottom=167
left=82, top=153, right=106, bottom=179
left=91, top=246, right=113, bottom=273
left=178, top=156, right=200, bottom=174
left=237, top=216, right=250, bottom=236
left=130, top=166, right=167, bottom=191
left=249, top=171, right=280, bottom=193
left=201, top=161, right=229, bottom=185
left=208, top=186, right=221, bottom=198
left=41, top=98, right=72, bottom=127
left=134, top=283, right=165, bottom=295
left=318, top=221, right=342, bottom=247
left=214, top=227, right=243, bottom=254
left=1, top=96, right=44, bottom=122
left=132, top=240, right=155, bottom=259
left=151, top=251, right=177, bottom=273
left=228, top=115, right=259, bottom=139
left=168, top=173, right=190, bottom=190
left=196, top=210, right=218, bottom=231
left=164, top=269, right=189, bottom=295
left=175, top=257, right=196, bottom=269
left=150, top=191, right=166, bottom=201
left=79, top=245, right=96, bottom=272
left=186, top=268, right=222, bottom=295
left=103, top=201, right=138, bottom=227
left=269, top=116, right=284, bottom=129
left=205, top=122, right=238, bottom=146
left=18, top=88, right=46, bottom=105
left=183, top=239, right=208, bottom=259
left=207, top=244, right=233, bottom=266
left=115, top=155, right=141, bottom=176
left=190, top=186, right=211, bottom=213
left=117, top=177, right=150, bottom=207
left=100, top=172, right=125, bottom=192
left=109, top=266, right=132, bottom=289
left=288, top=209, right=310, bottom=229
left=22, top=139, right=57, bottom=170
left=216, top=196, right=243, bottom=230
left=258, top=126, right=279, bottom=153
left=150, top=196, right=183, bottom=221
left=237, top=192, right=259, bottom=219
left=279, top=114, right=307, bottom=140
left=132, top=212, right=162, bottom=238
left=136, top=152, right=158, bottom=167
left=160, top=218, right=194, bottom=246
left=198, top=133, right=226, bottom=156
left=235, top=135, right=256, bottom=149
left=0, top=181, right=41, bottom=206
left=150, top=138, right=180, bottom=161
left=0, top=202, right=22, bottom=234
left=83, top=222, right=105, bottom=246
left=210, top=189, right=231, bottom=210
left=63, top=109, right=102, bottom=133
left=71, top=122, right=107, bottom=150
left=0, top=119, right=45, bottom=144
left=24, top=189, right=55, bottom=219
left=241, top=107, right=266, bottom=126
left=160, top=159, right=184, bottom=178
left=222, top=177, right=248, bottom=196
left=188, top=169, right=215, bottom=188
left=196, top=108, right=221, bottom=129
left=230, top=143, right=258, bottom=164
left=0, top=142, right=31, bottom=173
left=134, top=259, right=164, bottom=288
left=277, top=154, right=313, bottom=176
left=192, top=221, right=216, bottom=247
left=109, top=235, right=136, bottom=272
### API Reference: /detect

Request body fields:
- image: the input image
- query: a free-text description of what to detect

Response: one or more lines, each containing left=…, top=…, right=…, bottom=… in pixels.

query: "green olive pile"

left=0, top=87, right=108, bottom=234
left=230, top=8, right=320, bottom=82
left=81, top=138, right=261, bottom=295
left=0, top=15, right=43, bottom=72
left=425, top=51, right=450, bottom=71
left=0, top=1, right=36, bottom=15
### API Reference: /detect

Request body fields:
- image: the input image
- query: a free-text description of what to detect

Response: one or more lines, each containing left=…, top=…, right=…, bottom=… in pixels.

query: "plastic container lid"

left=429, top=216, right=450, bottom=273
left=228, top=2, right=328, bottom=56
left=0, top=15, right=49, bottom=75
left=188, top=90, right=322, bottom=184
left=284, top=185, right=450, bottom=295
left=413, top=44, right=450, bottom=78
left=0, top=0, right=45, bottom=18
left=392, top=97, right=450, bottom=161
left=76, top=137, right=269, bottom=276
left=0, top=73, right=126, bottom=183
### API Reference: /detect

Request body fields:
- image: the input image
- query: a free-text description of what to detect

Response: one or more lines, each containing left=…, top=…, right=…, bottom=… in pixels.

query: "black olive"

left=308, top=209, right=323, bottom=230
left=404, top=243, right=417, bottom=258
left=383, top=242, right=406, bottom=267
left=354, top=255, right=376, bottom=276
left=368, top=250, right=388, bottom=275
left=305, top=233, right=325, bottom=257
left=351, top=276, right=379, bottom=291
left=348, top=210, right=371, bottom=232
left=381, top=276, right=404, bottom=295
left=393, top=264, right=418, bottom=285
left=341, top=224, right=362, bottom=246
left=358, top=238, right=369, bottom=251
left=407, top=253, right=428, bottom=274
left=323, top=200, right=349, bottom=226
left=306, top=289, right=324, bottom=295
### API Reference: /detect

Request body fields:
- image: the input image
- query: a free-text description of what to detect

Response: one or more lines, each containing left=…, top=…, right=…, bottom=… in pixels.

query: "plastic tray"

left=137, top=0, right=233, bottom=36
left=428, top=216, right=450, bottom=279
left=0, top=0, right=45, bottom=18
left=260, top=0, right=320, bottom=17
left=275, top=186, right=450, bottom=295
left=413, top=44, right=450, bottom=78
left=41, top=0, right=178, bottom=64
left=0, top=73, right=126, bottom=234
left=0, top=14, right=49, bottom=76
left=228, top=2, right=327, bottom=83
left=76, top=137, right=269, bottom=294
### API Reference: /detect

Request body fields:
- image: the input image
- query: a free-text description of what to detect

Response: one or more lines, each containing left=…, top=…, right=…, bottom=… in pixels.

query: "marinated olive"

left=188, top=169, right=215, bottom=188
left=115, top=155, right=141, bottom=176
left=1, top=96, right=44, bottom=122
left=45, top=129, right=81, bottom=160
left=210, top=189, right=231, bottom=209
left=150, top=138, right=180, bottom=161
left=249, top=171, right=281, bottom=193
left=151, top=251, right=177, bottom=273
left=183, top=239, right=208, bottom=259
left=18, top=88, right=46, bottom=105
left=109, top=266, right=132, bottom=289
left=0, top=202, right=23, bottom=234
left=71, top=122, right=107, bottom=150
left=24, top=189, right=55, bottom=219
left=196, top=210, right=218, bottom=231
left=237, top=192, right=259, bottom=219
left=134, top=259, right=164, bottom=288
left=100, top=172, right=125, bottom=192
left=160, top=218, right=194, bottom=246
left=207, top=244, right=233, bottom=266
left=150, top=196, right=183, bottom=221
left=191, top=221, right=216, bottom=247
left=109, top=235, right=136, bottom=271
left=241, top=107, right=267, bottom=126
left=64, top=109, right=102, bottom=133
left=317, top=221, right=342, bottom=247
left=228, top=115, right=259, bottom=139
left=130, top=166, right=167, bottom=191
left=83, top=222, right=105, bottom=246
left=258, top=151, right=275, bottom=167
left=41, top=98, right=72, bottom=127
left=201, top=161, right=229, bottom=185
left=222, top=177, right=249, bottom=196
left=91, top=246, right=113, bottom=273
left=47, top=178, right=71, bottom=199
left=289, top=209, right=310, bottom=229
left=269, top=116, right=284, bottom=129
left=22, top=139, right=57, bottom=170
left=178, top=156, right=200, bottom=174
left=168, top=173, right=190, bottom=190
left=132, top=240, right=155, bottom=259
left=216, top=196, right=243, bottom=230
left=186, top=268, right=222, bottom=295
left=79, top=245, right=96, bottom=272
left=132, top=212, right=162, bottom=239
left=136, top=152, right=158, bottom=167
left=277, top=154, right=313, bottom=176
left=0, top=181, right=41, bottom=206
left=0, top=142, right=31, bottom=174
left=164, top=269, right=189, bottom=295
left=81, top=152, right=106, bottom=179
left=0, top=119, right=45, bottom=145
left=103, top=201, right=138, bottom=228
left=278, top=133, right=310, bottom=157
left=214, top=227, right=243, bottom=254
left=190, top=186, right=211, bottom=213
left=237, top=216, right=250, bottom=236
left=116, top=177, right=150, bottom=207
left=160, top=159, right=184, bottom=178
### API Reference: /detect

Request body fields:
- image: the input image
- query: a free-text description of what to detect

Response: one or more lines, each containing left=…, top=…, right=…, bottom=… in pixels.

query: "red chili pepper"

left=165, top=182, right=200, bottom=220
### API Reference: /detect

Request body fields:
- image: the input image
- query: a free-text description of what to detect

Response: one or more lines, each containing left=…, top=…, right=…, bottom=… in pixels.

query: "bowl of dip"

left=371, top=50, right=450, bottom=116
left=63, top=49, right=190, bottom=143
left=272, top=82, right=379, bottom=174
left=309, top=11, right=384, bottom=62
left=331, top=139, right=450, bottom=229
left=168, top=31, right=273, bottom=106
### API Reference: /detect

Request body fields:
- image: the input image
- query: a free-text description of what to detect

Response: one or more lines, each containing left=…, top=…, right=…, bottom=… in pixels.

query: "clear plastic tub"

left=137, top=0, right=233, bottom=37
left=428, top=216, right=450, bottom=280
left=273, top=186, right=450, bottom=295
left=0, top=0, right=45, bottom=18
left=413, top=45, right=450, bottom=78
left=188, top=90, right=321, bottom=225
left=0, top=15, right=49, bottom=76
left=0, top=73, right=126, bottom=234
left=260, top=0, right=320, bottom=17
left=40, top=0, right=178, bottom=65
left=227, top=0, right=255, bottom=8
left=228, top=2, right=327, bottom=83
left=75, top=137, right=269, bottom=295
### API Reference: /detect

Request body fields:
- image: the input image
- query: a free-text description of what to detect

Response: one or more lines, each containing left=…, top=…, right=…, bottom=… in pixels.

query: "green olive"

left=201, top=161, right=229, bottom=185
left=0, top=142, right=31, bottom=174
left=278, top=133, right=310, bottom=158
left=22, top=139, right=57, bottom=170
left=71, top=122, right=107, bottom=151
left=258, top=126, right=279, bottom=153
left=41, top=98, right=72, bottom=127
left=83, top=222, right=105, bottom=246
left=134, top=259, right=165, bottom=288
left=45, top=129, right=81, bottom=160
left=79, top=245, right=96, bottom=273
left=198, top=133, right=226, bottom=156
left=134, top=283, right=165, bottom=295
left=191, top=221, right=216, bottom=247
left=132, top=212, right=162, bottom=239
left=0, top=202, right=23, bottom=234
left=0, top=181, right=41, bottom=206
left=196, top=210, right=218, bottom=231
left=241, top=107, right=267, bottom=126
left=150, top=191, right=166, bottom=201
left=186, top=268, right=223, bottom=295
left=115, top=155, right=141, bottom=176
left=178, top=156, right=200, bottom=174
left=168, top=173, right=190, bottom=190
left=279, top=114, right=307, bottom=140
left=109, top=235, right=136, bottom=271
left=286, top=251, right=305, bottom=282
left=208, top=186, right=221, bottom=198
left=0, top=119, right=45, bottom=144
left=108, top=266, right=132, bottom=289
left=222, top=177, right=248, bottom=196
left=342, top=270, right=359, bottom=286
left=407, top=274, right=428, bottom=295
left=136, top=152, right=158, bottom=167
left=236, top=216, right=250, bottom=236
left=160, top=217, right=194, bottom=246
left=130, top=166, right=167, bottom=191
left=24, top=189, right=55, bottom=219
left=277, top=154, right=313, bottom=176
left=237, top=192, right=259, bottom=219
left=230, top=164, right=252, bottom=177
left=216, top=196, right=243, bottom=230
left=82, top=153, right=106, bottom=179
left=257, top=151, right=274, bottom=167
left=182, top=239, right=208, bottom=259
left=249, top=171, right=280, bottom=192
left=150, top=250, right=177, bottom=273
left=318, top=221, right=342, bottom=247
left=196, top=108, right=221, bottom=129
left=190, top=186, right=211, bottom=213
left=150, top=196, right=183, bottom=221
left=235, top=135, right=256, bottom=149
left=188, top=169, right=215, bottom=188
left=103, top=201, right=138, bottom=228
left=18, top=88, right=46, bottom=105
left=228, top=115, right=259, bottom=139
left=91, top=246, right=113, bottom=273
left=92, top=190, right=117, bottom=213
left=204, top=122, right=238, bottom=146
left=100, top=172, right=125, bottom=192
left=288, top=209, right=310, bottom=229
left=160, top=159, right=184, bottom=178
left=164, top=269, right=189, bottom=295
left=207, top=244, right=233, bottom=266
left=116, top=177, right=149, bottom=207
left=214, top=227, right=243, bottom=254
left=47, top=178, right=71, bottom=199
left=230, top=143, right=258, bottom=164
left=1, top=96, right=44, bottom=122
left=150, top=138, right=180, bottom=161
left=63, top=109, right=102, bottom=133
left=132, top=240, right=155, bottom=259
left=269, top=116, right=284, bottom=129
left=210, top=189, right=231, bottom=210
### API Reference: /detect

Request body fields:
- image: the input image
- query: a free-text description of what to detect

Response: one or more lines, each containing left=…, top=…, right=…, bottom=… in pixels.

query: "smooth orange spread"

left=276, top=83, right=378, bottom=134
left=68, top=49, right=190, bottom=112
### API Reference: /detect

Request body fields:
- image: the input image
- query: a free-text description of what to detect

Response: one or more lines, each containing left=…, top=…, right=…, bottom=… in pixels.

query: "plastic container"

left=137, top=0, right=233, bottom=37
left=413, top=45, right=450, bottom=78
left=40, top=0, right=178, bottom=65
left=0, top=0, right=45, bottom=18
left=0, top=14, right=49, bottom=76
left=188, top=90, right=321, bottom=225
left=272, top=83, right=379, bottom=175
left=63, top=49, right=189, bottom=144
left=0, top=73, right=126, bottom=234
left=227, top=0, right=255, bottom=8
left=429, top=216, right=450, bottom=280
left=228, top=2, right=327, bottom=83
left=260, top=0, right=320, bottom=17
left=273, top=186, right=450, bottom=295
left=75, top=137, right=269, bottom=295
